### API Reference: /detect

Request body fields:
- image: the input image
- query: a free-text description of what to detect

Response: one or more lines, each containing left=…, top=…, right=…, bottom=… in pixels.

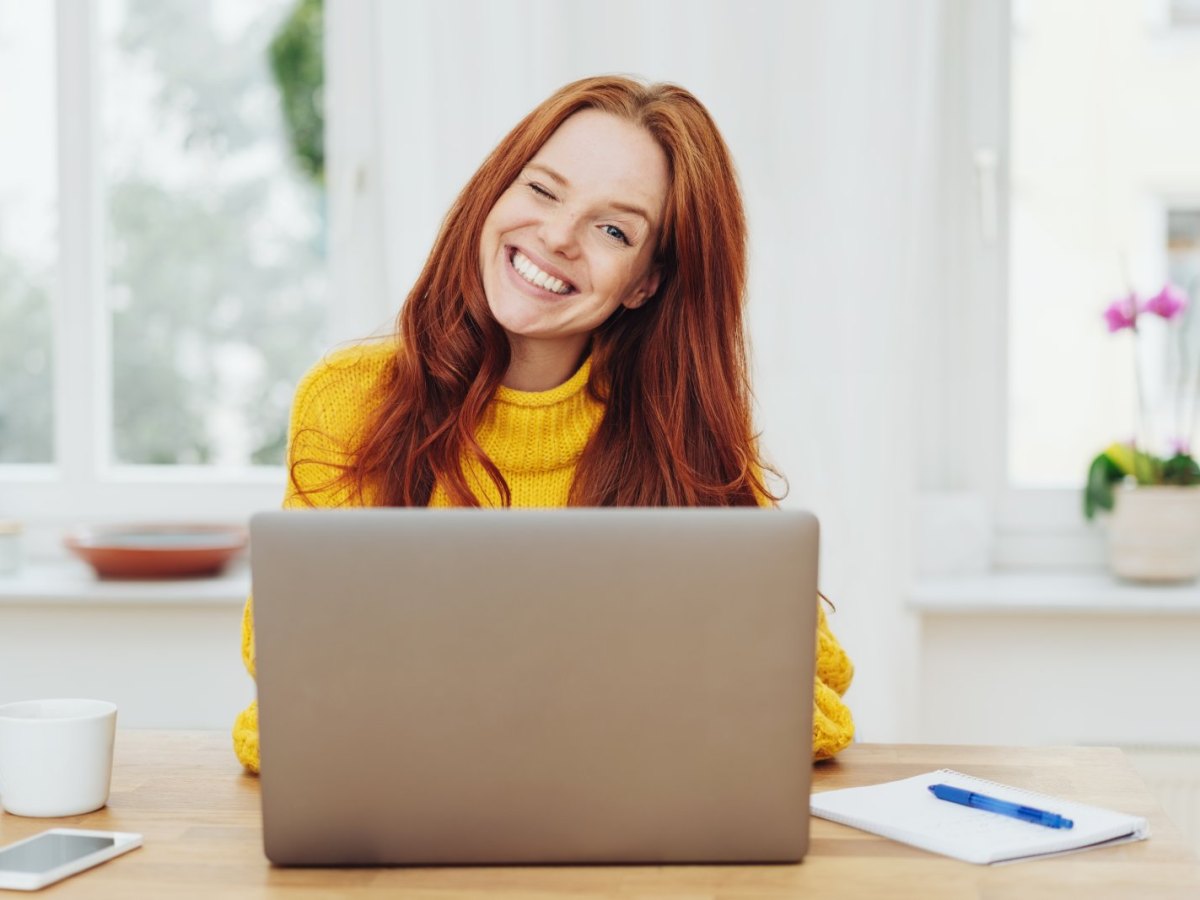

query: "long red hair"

left=307, top=75, right=778, bottom=507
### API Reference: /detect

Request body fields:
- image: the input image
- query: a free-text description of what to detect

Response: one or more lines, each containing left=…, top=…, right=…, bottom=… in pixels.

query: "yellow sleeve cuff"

left=812, top=603, right=855, bottom=759
left=233, top=699, right=260, bottom=774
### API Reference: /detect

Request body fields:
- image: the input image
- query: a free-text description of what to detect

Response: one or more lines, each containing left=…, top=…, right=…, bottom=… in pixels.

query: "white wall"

left=0, top=598, right=250, bottom=728
left=918, top=612, right=1200, bottom=746
left=327, top=0, right=945, bottom=742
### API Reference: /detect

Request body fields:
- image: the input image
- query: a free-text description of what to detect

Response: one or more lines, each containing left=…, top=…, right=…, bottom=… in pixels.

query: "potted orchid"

left=1084, top=283, right=1200, bottom=582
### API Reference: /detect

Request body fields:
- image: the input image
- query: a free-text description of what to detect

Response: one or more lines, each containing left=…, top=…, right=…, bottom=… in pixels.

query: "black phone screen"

left=0, top=833, right=115, bottom=874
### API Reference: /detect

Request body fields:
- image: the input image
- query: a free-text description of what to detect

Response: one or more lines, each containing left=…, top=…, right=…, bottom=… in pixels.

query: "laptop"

left=250, top=508, right=819, bottom=866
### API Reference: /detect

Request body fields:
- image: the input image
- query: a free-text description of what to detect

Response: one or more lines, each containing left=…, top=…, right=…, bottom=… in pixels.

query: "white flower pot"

left=1108, top=485, right=1200, bottom=583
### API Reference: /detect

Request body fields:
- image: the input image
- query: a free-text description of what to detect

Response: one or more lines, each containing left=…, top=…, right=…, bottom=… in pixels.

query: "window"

left=1170, top=0, right=1200, bottom=27
left=0, top=0, right=327, bottom=527
left=101, top=0, right=326, bottom=467
left=0, top=3, right=55, bottom=464
left=924, top=0, right=1200, bottom=573
left=1165, top=208, right=1200, bottom=445
left=1007, top=0, right=1200, bottom=489
left=1170, top=208, right=1200, bottom=327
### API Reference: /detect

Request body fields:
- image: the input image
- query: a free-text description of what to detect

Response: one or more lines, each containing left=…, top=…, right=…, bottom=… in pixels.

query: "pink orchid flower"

left=1103, top=292, right=1138, bottom=332
left=1141, top=283, right=1188, bottom=321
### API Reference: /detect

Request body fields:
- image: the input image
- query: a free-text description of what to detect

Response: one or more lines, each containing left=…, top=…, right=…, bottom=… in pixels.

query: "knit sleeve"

left=232, top=343, right=391, bottom=774
left=745, top=486, right=855, bottom=759
left=280, top=347, right=376, bottom=509
left=812, top=603, right=855, bottom=760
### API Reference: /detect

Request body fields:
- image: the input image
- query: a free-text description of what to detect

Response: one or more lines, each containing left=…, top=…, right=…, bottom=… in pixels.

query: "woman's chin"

left=496, top=322, right=560, bottom=345
left=488, top=298, right=560, bottom=341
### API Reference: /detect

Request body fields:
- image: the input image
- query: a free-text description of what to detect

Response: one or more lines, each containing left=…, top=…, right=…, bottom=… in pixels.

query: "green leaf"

left=1084, top=451, right=1126, bottom=520
left=269, top=0, right=324, bottom=184
left=1102, top=441, right=1164, bottom=484
left=1162, top=453, right=1200, bottom=486
left=1131, top=451, right=1163, bottom=486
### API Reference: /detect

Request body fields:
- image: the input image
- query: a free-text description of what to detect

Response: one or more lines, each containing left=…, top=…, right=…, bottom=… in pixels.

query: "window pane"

left=1008, top=1, right=1200, bottom=487
left=102, top=0, right=326, bottom=466
left=1171, top=0, right=1200, bottom=27
left=0, top=3, right=55, bottom=463
left=1169, top=210, right=1200, bottom=300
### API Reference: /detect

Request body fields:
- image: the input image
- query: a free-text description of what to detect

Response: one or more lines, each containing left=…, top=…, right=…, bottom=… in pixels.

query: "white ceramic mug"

left=0, top=699, right=117, bottom=817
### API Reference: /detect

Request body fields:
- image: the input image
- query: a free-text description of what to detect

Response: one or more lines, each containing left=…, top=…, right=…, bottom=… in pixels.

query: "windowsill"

left=5, top=558, right=1199, bottom=615
left=909, top=570, right=1200, bottom=615
left=0, top=559, right=249, bottom=606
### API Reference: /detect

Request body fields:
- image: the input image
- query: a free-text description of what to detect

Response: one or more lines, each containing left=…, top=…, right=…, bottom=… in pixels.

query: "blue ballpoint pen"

left=928, top=784, right=1074, bottom=829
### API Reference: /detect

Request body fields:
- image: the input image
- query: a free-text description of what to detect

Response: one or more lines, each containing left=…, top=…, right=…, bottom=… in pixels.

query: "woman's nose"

left=538, top=207, right=581, bottom=258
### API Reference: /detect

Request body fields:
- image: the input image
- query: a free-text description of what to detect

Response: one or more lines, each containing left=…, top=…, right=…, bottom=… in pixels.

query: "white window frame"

left=917, top=0, right=1113, bottom=576
left=923, top=0, right=1200, bottom=576
left=0, top=0, right=386, bottom=549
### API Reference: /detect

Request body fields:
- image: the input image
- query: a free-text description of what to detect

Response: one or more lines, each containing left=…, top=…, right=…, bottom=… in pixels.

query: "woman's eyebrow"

left=524, top=163, right=651, bottom=224
left=526, top=162, right=570, bottom=186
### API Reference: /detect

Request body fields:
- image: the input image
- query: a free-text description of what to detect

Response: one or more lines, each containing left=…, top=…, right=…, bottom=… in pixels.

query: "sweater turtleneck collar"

left=492, top=356, right=593, bottom=408
left=477, top=357, right=603, bottom=474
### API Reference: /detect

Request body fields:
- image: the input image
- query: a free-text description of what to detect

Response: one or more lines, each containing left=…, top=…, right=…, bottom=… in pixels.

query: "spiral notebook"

left=811, top=769, right=1150, bottom=864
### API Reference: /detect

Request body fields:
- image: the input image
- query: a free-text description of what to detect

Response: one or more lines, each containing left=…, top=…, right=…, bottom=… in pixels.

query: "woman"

left=234, top=75, right=854, bottom=772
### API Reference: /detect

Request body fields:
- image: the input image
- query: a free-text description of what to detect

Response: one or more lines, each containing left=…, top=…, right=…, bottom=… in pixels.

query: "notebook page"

left=810, top=768, right=1149, bottom=864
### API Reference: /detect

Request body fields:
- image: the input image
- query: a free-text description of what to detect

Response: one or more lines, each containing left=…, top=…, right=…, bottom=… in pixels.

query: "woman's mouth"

left=508, top=248, right=576, bottom=296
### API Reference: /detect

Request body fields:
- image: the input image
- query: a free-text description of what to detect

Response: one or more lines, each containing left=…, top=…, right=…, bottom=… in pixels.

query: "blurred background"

left=1, top=0, right=1199, bottom=851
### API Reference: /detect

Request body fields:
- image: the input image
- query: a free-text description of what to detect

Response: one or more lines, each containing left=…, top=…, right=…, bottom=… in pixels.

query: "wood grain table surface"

left=0, top=732, right=1196, bottom=899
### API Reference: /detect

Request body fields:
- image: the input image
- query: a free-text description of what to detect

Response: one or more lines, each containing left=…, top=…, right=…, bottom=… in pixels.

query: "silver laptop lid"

left=252, top=508, right=819, bottom=865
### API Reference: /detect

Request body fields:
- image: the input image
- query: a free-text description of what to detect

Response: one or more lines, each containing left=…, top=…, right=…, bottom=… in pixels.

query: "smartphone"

left=0, top=829, right=142, bottom=891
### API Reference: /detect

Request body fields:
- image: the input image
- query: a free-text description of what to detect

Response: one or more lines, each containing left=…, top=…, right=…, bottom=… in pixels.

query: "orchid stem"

left=1187, top=278, right=1200, bottom=453
left=1132, top=320, right=1152, bottom=482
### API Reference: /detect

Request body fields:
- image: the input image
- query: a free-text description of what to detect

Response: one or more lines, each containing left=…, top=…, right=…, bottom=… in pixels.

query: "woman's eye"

left=528, top=182, right=554, bottom=200
left=602, top=224, right=630, bottom=246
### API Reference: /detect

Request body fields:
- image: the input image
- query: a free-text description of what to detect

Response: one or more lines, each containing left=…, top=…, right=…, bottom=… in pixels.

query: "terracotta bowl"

left=64, top=524, right=248, bottom=579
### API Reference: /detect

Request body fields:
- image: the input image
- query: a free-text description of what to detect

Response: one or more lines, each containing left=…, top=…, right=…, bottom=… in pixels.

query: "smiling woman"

left=303, top=76, right=770, bottom=511
left=232, top=75, right=856, bottom=772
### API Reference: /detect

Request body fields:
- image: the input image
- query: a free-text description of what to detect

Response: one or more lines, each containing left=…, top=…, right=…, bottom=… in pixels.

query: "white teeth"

left=512, top=250, right=571, bottom=295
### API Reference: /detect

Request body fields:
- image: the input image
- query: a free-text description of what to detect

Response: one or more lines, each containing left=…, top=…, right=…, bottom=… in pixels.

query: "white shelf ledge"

left=910, top=571, right=1200, bottom=615
left=0, top=560, right=249, bottom=606
left=7, top=560, right=1200, bottom=615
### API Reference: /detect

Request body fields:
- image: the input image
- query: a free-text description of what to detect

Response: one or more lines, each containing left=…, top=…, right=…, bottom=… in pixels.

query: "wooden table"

left=1, top=733, right=1197, bottom=899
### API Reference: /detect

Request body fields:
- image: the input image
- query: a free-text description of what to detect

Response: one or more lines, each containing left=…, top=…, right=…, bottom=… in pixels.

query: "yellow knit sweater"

left=233, top=341, right=855, bottom=771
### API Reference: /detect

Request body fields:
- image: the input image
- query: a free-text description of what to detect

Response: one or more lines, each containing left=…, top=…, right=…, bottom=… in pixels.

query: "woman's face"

left=479, top=109, right=669, bottom=364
